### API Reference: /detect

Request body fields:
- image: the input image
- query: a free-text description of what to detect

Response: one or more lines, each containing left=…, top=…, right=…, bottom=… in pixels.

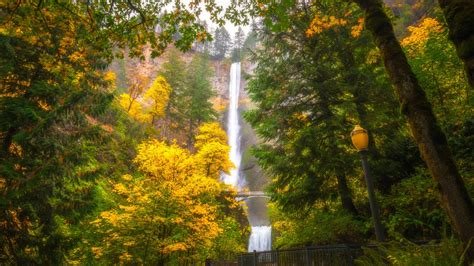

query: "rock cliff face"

left=210, top=59, right=231, bottom=114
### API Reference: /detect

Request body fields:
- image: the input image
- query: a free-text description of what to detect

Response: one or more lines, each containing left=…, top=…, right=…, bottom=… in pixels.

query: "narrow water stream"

left=223, top=62, right=272, bottom=252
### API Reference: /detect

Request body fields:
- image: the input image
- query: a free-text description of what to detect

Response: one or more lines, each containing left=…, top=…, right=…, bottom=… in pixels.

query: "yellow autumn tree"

left=118, top=93, right=151, bottom=122
left=144, top=75, right=172, bottom=125
left=91, top=123, right=244, bottom=264
left=118, top=75, right=172, bottom=125
left=194, top=122, right=233, bottom=179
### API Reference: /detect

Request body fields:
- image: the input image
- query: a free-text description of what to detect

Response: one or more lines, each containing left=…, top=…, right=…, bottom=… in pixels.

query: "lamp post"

left=351, top=125, right=385, bottom=242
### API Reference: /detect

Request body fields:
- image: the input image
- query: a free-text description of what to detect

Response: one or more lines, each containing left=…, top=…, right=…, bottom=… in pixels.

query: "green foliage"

left=244, top=0, right=408, bottom=214
left=212, top=27, right=232, bottom=60
left=159, top=48, right=189, bottom=133
left=209, top=217, right=249, bottom=260
left=243, top=0, right=466, bottom=250
left=184, top=53, right=217, bottom=145
left=242, top=22, right=259, bottom=59
left=0, top=3, right=116, bottom=263
left=382, top=170, right=450, bottom=240
left=270, top=203, right=367, bottom=248
left=355, top=238, right=465, bottom=266
left=231, top=27, right=246, bottom=62
left=401, top=17, right=474, bottom=184
left=158, top=50, right=217, bottom=146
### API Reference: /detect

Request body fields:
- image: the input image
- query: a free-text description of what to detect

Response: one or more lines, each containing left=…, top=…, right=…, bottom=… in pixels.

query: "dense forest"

left=1, top=0, right=473, bottom=265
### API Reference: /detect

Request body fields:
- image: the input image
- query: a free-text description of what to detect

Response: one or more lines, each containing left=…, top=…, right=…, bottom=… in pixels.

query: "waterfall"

left=248, top=226, right=272, bottom=252
left=224, top=62, right=272, bottom=252
left=223, top=62, right=243, bottom=188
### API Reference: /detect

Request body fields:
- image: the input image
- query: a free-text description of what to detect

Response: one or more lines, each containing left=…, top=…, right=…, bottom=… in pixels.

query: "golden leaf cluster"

left=401, top=18, right=444, bottom=56
left=351, top=18, right=364, bottom=38
left=306, top=15, right=348, bottom=37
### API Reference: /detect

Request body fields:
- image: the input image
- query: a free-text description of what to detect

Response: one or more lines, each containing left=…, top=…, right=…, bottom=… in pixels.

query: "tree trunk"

left=352, top=0, right=474, bottom=261
left=336, top=174, right=359, bottom=216
left=187, top=118, right=194, bottom=149
left=438, top=0, right=474, bottom=88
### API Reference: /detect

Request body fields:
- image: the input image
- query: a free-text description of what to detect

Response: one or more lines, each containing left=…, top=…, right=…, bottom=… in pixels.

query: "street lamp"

left=351, top=125, right=385, bottom=242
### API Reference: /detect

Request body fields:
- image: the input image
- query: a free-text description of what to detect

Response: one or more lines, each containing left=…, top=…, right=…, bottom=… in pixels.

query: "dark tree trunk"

left=438, top=0, right=474, bottom=88
left=336, top=174, right=359, bottom=216
left=352, top=0, right=474, bottom=261
left=187, top=118, right=194, bottom=149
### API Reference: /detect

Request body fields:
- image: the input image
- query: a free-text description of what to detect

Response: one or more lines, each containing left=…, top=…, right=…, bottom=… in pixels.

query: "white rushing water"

left=223, top=62, right=243, bottom=188
left=248, top=226, right=272, bottom=252
left=223, top=62, right=272, bottom=252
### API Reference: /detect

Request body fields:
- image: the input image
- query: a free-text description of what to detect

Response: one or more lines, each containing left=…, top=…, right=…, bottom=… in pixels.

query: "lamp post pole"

left=359, top=150, right=385, bottom=242
left=351, top=125, right=385, bottom=242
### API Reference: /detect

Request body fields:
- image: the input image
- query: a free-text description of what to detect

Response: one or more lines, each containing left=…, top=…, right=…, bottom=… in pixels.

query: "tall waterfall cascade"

left=223, top=62, right=243, bottom=188
left=223, top=62, right=272, bottom=252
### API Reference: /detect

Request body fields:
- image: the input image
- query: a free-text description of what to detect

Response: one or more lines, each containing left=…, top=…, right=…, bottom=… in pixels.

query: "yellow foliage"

left=103, top=71, right=117, bottom=91
left=194, top=123, right=233, bottom=178
left=37, top=100, right=52, bottom=111
left=119, top=252, right=132, bottom=262
left=351, top=18, right=364, bottom=38
left=8, top=143, right=23, bottom=157
left=144, top=75, right=172, bottom=120
left=91, top=247, right=103, bottom=258
left=196, top=31, right=208, bottom=42
left=112, top=183, right=128, bottom=195
left=118, top=75, right=171, bottom=125
left=121, top=174, right=133, bottom=181
left=118, top=93, right=151, bottom=122
left=211, top=97, right=228, bottom=112
left=134, top=140, right=192, bottom=181
left=366, top=48, right=381, bottom=65
left=195, top=122, right=228, bottom=149
left=195, top=141, right=233, bottom=178
left=306, top=15, right=348, bottom=37
left=93, top=131, right=238, bottom=260
left=401, top=18, right=444, bottom=56
left=163, top=243, right=187, bottom=254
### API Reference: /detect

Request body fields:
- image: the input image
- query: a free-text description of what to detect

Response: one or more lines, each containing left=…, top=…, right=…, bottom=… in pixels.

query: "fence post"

left=253, top=250, right=257, bottom=266
left=305, top=247, right=311, bottom=266
left=347, top=245, right=354, bottom=266
left=276, top=249, right=279, bottom=266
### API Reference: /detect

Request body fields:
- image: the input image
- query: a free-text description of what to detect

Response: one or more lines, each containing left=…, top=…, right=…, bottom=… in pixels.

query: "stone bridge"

left=235, top=191, right=270, bottom=199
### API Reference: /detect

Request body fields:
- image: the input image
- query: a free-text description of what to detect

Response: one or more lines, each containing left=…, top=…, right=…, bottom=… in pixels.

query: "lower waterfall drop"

left=248, top=226, right=272, bottom=252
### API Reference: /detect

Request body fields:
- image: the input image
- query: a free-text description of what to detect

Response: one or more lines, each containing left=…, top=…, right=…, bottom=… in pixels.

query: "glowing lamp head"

left=351, top=125, right=369, bottom=151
